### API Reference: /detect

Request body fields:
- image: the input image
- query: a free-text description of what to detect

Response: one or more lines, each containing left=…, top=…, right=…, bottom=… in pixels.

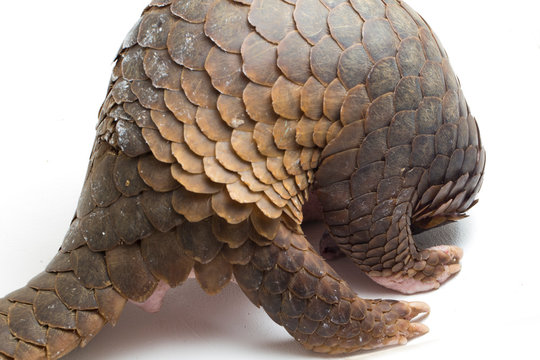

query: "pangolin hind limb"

left=0, top=0, right=484, bottom=359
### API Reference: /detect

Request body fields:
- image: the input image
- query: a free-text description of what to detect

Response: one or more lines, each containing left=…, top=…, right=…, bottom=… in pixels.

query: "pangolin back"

left=0, top=0, right=484, bottom=359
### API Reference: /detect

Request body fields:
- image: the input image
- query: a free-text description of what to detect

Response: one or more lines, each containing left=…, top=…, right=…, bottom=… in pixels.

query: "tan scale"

left=0, top=0, right=485, bottom=359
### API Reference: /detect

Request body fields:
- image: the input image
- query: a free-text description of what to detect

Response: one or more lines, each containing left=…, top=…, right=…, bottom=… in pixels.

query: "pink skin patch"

left=131, top=280, right=171, bottom=313
left=367, top=246, right=463, bottom=295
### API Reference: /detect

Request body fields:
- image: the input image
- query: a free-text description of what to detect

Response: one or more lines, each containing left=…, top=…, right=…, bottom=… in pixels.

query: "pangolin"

left=0, top=0, right=485, bottom=358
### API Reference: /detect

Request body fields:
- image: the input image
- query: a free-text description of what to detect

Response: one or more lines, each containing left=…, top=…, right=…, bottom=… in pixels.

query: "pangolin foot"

left=367, top=246, right=463, bottom=294
left=307, top=300, right=430, bottom=354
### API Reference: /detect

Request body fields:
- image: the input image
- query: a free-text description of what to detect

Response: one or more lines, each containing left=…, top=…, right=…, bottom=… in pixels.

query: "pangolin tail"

left=0, top=248, right=126, bottom=360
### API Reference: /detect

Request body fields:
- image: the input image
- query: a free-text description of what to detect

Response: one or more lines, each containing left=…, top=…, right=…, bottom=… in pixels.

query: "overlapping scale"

left=248, top=0, right=295, bottom=43
left=171, top=0, right=215, bottom=23
left=328, top=3, right=363, bottom=49
left=217, top=95, right=255, bottom=130
left=205, top=0, right=251, bottom=53
left=137, top=7, right=175, bottom=50
left=205, top=47, right=249, bottom=97
left=277, top=31, right=311, bottom=85
left=241, top=32, right=280, bottom=86
left=168, top=20, right=214, bottom=70
left=143, top=49, right=182, bottom=91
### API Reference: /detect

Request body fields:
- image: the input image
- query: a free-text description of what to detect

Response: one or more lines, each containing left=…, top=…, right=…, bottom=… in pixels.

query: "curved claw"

left=407, top=301, right=431, bottom=320
left=406, top=322, right=430, bottom=339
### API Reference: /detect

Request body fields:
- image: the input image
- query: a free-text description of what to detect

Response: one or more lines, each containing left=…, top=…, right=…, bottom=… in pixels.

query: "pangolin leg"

left=233, top=223, right=429, bottom=354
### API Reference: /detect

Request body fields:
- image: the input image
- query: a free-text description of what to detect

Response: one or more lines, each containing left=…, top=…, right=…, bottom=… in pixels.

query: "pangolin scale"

left=0, top=0, right=484, bottom=358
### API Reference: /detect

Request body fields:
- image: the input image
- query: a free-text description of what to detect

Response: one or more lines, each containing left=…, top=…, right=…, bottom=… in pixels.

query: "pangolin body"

left=0, top=0, right=484, bottom=358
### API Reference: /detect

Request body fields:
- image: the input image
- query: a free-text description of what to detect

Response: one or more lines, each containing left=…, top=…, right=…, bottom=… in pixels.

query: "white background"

left=0, top=0, right=539, bottom=359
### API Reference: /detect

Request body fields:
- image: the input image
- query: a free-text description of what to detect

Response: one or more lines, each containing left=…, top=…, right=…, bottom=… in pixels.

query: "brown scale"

left=0, top=0, right=485, bottom=358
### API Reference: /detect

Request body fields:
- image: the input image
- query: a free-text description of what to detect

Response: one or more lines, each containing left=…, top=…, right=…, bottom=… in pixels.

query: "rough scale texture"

left=0, top=0, right=484, bottom=358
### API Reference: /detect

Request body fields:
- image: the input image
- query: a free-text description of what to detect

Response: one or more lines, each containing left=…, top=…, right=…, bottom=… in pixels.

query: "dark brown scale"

left=217, top=95, right=255, bottom=131
left=14, top=341, right=46, bottom=360
left=221, top=240, right=255, bottom=265
left=121, top=46, right=147, bottom=81
left=341, top=85, right=370, bottom=124
left=323, top=79, right=347, bottom=121
left=46, top=328, right=80, bottom=359
left=76, top=311, right=105, bottom=347
left=33, top=291, right=76, bottom=330
left=310, top=36, right=342, bottom=86
left=138, top=154, right=179, bottom=191
left=289, top=269, right=318, bottom=298
left=194, top=254, right=233, bottom=294
left=397, top=37, right=426, bottom=77
left=116, top=120, right=150, bottom=157
left=181, top=69, right=219, bottom=109
left=46, top=253, right=73, bottom=273
left=366, top=57, right=401, bottom=100
left=141, top=231, right=193, bottom=287
left=233, top=263, right=263, bottom=292
left=27, top=273, right=57, bottom=291
left=71, top=247, right=110, bottom=289
left=7, top=288, right=37, bottom=305
left=114, top=153, right=149, bottom=196
left=8, top=304, right=47, bottom=346
left=151, top=110, right=184, bottom=142
left=1, top=0, right=484, bottom=358
left=94, top=287, right=126, bottom=325
left=180, top=218, right=223, bottom=264
left=394, top=76, right=422, bottom=112
left=106, top=244, right=158, bottom=302
left=386, top=4, right=418, bottom=39
left=338, top=44, right=372, bottom=89
left=0, top=315, right=16, bottom=356
left=80, top=208, right=119, bottom=251
left=55, top=273, right=98, bottom=310
left=140, top=190, right=183, bottom=232
left=124, top=101, right=157, bottom=128
left=328, top=3, right=363, bottom=50
left=110, top=196, right=155, bottom=244
left=293, top=0, right=329, bottom=45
